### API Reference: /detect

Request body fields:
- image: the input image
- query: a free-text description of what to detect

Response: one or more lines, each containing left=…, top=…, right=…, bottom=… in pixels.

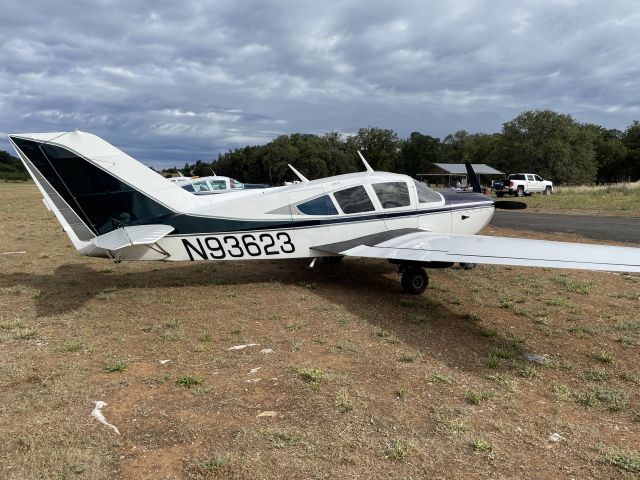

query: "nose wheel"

left=400, top=265, right=429, bottom=295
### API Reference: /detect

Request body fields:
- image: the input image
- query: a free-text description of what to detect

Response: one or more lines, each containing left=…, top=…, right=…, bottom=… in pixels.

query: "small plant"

left=16, top=329, right=38, bottom=340
left=466, top=390, right=494, bottom=405
left=177, top=375, right=203, bottom=388
left=431, top=373, right=454, bottom=384
left=470, top=437, right=494, bottom=454
left=489, top=347, right=512, bottom=360
left=296, top=367, right=324, bottom=386
left=487, top=373, right=516, bottom=392
left=604, top=449, right=640, bottom=473
left=63, top=339, right=84, bottom=352
left=335, top=389, right=353, bottom=413
left=400, top=353, right=417, bottom=363
left=195, top=456, right=227, bottom=473
left=164, top=318, right=184, bottom=329
left=553, top=275, right=594, bottom=294
left=373, top=327, right=399, bottom=343
left=574, top=391, right=598, bottom=407
left=619, top=370, right=639, bottom=384
left=199, top=333, right=212, bottom=342
left=104, top=360, right=127, bottom=373
left=395, top=388, right=407, bottom=399
left=286, top=321, right=305, bottom=332
left=551, top=383, right=571, bottom=400
left=464, top=313, right=482, bottom=322
left=437, top=415, right=470, bottom=435
left=582, top=369, right=612, bottom=382
left=594, top=350, right=615, bottom=364
left=0, top=320, right=25, bottom=330
left=192, top=343, right=208, bottom=353
left=518, top=363, right=537, bottom=378
left=386, top=439, right=409, bottom=460
left=337, top=315, right=351, bottom=326
left=265, top=429, right=301, bottom=447
left=482, top=355, right=502, bottom=369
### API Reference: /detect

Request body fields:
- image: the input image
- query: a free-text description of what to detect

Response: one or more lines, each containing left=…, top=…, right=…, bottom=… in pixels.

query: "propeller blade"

left=464, top=161, right=482, bottom=193
left=494, top=200, right=527, bottom=210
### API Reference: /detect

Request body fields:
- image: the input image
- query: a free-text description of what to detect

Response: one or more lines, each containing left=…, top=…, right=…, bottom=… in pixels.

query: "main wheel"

left=401, top=266, right=429, bottom=295
left=544, top=186, right=552, bottom=195
left=516, top=186, right=524, bottom=197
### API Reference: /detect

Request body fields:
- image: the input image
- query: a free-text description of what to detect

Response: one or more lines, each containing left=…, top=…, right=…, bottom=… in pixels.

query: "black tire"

left=516, top=186, right=524, bottom=197
left=322, top=256, right=343, bottom=264
left=401, top=266, right=429, bottom=295
left=544, top=186, right=552, bottom=195
left=460, top=263, right=477, bottom=270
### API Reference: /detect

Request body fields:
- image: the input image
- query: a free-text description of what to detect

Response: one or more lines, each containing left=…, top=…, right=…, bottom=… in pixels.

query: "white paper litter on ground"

left=249, top=367, right=262, bottom=374
left=227, top=343, right=260, bottom=351
left=91, top=401, right=120, bottom=434
left=159, top=359, right=170, bottom=365
left=260, top=348, right=273, bottom=354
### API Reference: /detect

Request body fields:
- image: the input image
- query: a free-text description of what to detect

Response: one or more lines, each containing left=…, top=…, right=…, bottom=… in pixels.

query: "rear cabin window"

left=297, top=195, right=338, bottom=215
left=209, top=180, right=227, bottom=190
left=508, top=174, right=525, bottom=181
left=230, top=179, right=244, bottom=189
left=372, top=182, right=411, bottom=208
left=412, top=180, right=442, bottom=203
left=333, top=186, right=375, bottom=214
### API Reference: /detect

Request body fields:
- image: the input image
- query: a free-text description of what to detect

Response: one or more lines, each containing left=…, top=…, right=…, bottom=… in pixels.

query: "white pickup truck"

left=493, top=173, right=553, bottom=197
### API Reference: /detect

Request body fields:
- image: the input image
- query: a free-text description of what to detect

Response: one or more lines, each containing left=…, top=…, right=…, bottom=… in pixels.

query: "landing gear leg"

left=400, top=265, right=429, bottom=295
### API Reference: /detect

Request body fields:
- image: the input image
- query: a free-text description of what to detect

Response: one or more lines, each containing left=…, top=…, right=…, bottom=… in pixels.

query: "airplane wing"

left=312, top=229, right=640, bottom=273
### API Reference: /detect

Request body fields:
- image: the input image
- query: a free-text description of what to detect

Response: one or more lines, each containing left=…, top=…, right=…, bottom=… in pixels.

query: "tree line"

left=175, top=110, right=640, bottom=185
left=2, top=110, right=639, bottom=184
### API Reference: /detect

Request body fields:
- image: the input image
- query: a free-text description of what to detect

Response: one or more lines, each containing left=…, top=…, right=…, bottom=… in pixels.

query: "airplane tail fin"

left=7, top=131, right=193, bottom=255
left=464, top=161, right=482, bottom=193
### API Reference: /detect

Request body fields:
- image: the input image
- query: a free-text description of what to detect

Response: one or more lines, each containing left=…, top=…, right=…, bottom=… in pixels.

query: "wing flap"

left=92, top=225, right=174, bottom=251
left=316, top=231, right=640, bottom=273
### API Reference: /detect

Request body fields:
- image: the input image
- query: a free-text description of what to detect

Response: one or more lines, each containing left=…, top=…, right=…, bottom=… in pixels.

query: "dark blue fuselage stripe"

left=167, top=202, right=494, bottom=236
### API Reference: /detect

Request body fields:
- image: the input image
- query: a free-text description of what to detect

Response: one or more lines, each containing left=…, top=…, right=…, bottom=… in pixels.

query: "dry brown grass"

left=1, top=182, right=639, bottom=479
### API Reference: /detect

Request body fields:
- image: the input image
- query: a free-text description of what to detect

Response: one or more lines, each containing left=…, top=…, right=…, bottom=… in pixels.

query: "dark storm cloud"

left=1, top=0, right=638, bottom=167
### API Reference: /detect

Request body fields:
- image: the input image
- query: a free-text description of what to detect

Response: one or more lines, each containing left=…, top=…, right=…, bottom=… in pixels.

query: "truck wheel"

left=544, top=186, right=552, bottom=195
left=516, top=186, right=524, bottom=197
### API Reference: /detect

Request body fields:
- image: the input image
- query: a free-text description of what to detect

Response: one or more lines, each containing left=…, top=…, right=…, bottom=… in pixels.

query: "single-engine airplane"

left=7, top=130, right=640, bottom=294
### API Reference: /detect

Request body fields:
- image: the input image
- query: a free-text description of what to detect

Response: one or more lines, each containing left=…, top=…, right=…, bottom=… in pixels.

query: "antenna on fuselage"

left=357, top=151, right=374, bottom=174
left=287, top=164, right=309, bottom=183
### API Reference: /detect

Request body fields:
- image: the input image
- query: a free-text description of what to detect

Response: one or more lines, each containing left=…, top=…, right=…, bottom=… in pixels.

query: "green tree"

left=0, top=150, right=29, bottom=181
left=400, top=132, right=441, bottom=177
left=496, top=110, right=597, bottom=184
left=355, top=127, right=400, bottom=171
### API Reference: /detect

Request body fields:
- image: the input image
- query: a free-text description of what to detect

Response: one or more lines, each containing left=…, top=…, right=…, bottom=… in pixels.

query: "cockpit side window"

left=230, top=179, right=244, bottom=189
left=191, top=180, right=210, bottom=192
left=209, top=180, right=227, bottom=190
left=333, top=186, right=375, bottom=214
left=372, top=182, right=411, bottom=208
left=412, top=180, right=442, bottom=203
left=181, top=184, right=196, bottom=192
left=297, top=195, right=338, bottom=215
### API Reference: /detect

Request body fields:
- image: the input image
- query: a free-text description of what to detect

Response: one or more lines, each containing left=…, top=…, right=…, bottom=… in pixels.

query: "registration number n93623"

left=181, top=232, right=295, bottom=260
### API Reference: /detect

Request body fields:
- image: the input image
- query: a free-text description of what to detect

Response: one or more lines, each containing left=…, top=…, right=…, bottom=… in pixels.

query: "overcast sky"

left=1, top=0, right=639, bottom=168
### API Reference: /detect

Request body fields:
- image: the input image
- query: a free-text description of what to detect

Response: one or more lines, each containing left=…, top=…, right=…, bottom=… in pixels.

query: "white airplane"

left=7, top=130, right=640, bottom=294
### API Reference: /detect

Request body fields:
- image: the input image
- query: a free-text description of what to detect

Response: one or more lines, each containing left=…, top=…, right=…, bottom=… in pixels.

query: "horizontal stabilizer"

left=315, top=231, right=640, bottom=273
left=91, top=225, right=174, bottom=251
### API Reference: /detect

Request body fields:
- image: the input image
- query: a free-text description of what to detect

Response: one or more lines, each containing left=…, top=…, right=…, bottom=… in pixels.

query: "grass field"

left=511, top=181, right=640, bottom=216
left=1, top=182, right=639, bottom=479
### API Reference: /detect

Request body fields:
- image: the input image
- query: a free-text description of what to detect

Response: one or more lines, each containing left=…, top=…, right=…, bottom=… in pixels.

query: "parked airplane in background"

left=8, top=131, right=640, bottom=294
left=172, top=175, right=271, bottom=195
